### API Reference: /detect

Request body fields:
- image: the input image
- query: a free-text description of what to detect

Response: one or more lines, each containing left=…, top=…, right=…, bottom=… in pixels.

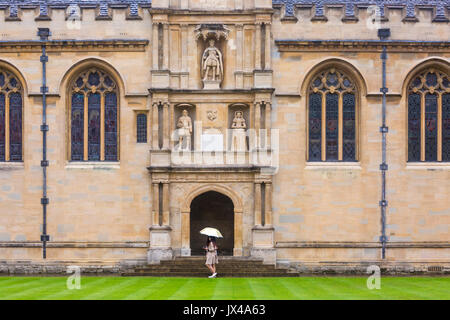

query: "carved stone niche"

left=173, top=104, right=196, bottom=151
left=228, top=103, right=250, bottom=152
left=195, top=24, right=230, bottom=90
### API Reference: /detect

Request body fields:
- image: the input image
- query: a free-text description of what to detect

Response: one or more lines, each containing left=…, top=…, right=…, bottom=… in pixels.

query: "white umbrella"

left=200, top=227, right=223, bottom=238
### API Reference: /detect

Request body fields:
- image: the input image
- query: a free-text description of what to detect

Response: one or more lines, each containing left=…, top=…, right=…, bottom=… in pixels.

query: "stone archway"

left=190, top=191, right=234, bottom=256
left=180, top=184, right=243, bottom=257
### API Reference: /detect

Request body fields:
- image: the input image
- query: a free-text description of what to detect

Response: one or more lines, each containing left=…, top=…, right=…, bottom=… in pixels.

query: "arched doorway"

left=190, top=191, right=234, bottom=256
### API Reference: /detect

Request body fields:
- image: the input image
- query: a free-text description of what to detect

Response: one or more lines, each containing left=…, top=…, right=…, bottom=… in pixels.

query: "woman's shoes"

left=208, top=273, right=217, bottom=278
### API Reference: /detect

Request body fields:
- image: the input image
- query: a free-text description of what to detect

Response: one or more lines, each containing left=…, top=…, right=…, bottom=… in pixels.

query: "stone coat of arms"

left=207, top=109, right=218, bottom=121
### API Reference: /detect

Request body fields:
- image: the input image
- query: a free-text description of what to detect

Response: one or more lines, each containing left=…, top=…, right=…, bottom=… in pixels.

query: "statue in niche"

left=177, top=110, right=192, bottom=151
left=202, top=39, right=223, bottom=83
left=231, top=111, right=247, bottom=152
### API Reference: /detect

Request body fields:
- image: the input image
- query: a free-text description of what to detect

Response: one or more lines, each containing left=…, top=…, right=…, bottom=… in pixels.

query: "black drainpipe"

left=378, top=28, right=390, bottom=260
left=38, top=28, right=51, bottom=259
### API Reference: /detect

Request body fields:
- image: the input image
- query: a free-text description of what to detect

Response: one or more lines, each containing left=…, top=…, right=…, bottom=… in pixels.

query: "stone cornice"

left=0, top=241, right=149, bottom=248
left=275, top=39, right=450, bottom=52
left=276, top=241, right=450, bottom=248
left=0, top=39, right=149, bottom=52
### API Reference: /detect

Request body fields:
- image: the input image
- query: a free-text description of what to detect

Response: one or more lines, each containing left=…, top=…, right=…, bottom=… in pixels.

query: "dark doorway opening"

left=190, top=191, right=234, bottom=256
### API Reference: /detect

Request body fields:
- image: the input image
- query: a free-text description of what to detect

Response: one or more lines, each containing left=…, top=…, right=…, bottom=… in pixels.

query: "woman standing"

left=204, top=236, right=218, bottom=278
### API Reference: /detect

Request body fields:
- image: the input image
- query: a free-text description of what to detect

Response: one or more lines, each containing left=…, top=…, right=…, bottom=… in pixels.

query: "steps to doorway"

left=122, top=256, right=297, bottom=277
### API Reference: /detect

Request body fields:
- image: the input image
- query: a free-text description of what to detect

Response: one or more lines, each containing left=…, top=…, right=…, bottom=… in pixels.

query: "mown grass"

left=0, top=276, right=448, bottom=300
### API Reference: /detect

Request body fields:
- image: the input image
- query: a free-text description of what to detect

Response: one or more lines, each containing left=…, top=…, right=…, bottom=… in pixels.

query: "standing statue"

left=231, top=111, right=247, bottom=152
left=202, top=39, right=223, bottom=83
left=177, top=110, right=193, bottom=151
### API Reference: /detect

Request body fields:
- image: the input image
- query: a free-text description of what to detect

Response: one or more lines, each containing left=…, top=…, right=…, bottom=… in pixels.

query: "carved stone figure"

left=231, top=111, right=246, bottom=129
left=202, top=39, right=223, bottom=83
left=231, top=111, right=247, bottom=152
left=177, top=110, right=193, bottom=151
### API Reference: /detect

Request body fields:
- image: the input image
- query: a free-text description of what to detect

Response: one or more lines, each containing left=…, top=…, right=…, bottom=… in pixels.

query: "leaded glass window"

left=308, top=68, right=357, bottom=162
left=137, top=113, right=147, bottom=143
left=0, top=70, right=23, bottom=162
left=70, top=69, right=118, bottom=161
left=407, top=68, right=449, bottom=162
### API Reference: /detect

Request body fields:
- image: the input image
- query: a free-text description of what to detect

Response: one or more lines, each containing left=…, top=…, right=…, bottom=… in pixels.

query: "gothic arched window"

left=69, top=68, right=118, bottom=161
left=408, top=68, right=450, bottom=162
left=0, top=70, right=23, bottom=162
left=308, top=68, right=357, bottom=162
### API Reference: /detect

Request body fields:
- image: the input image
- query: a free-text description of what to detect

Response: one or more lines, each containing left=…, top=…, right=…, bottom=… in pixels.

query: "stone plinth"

left=203, top=80, right=221, bottom=90
left=251, top=226, right=276, bottom=264
left=148, top=225, right=173, bottom=264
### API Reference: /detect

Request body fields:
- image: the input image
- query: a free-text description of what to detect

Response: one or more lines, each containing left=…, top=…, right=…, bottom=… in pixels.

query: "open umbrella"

left=200, top=227, right=223, bottom=238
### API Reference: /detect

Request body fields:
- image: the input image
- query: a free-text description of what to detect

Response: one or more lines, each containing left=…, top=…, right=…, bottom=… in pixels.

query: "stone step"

left=133, top=266, right=279, bottom=272
left=122, top=257, right=294, bottom=277
left=122, top=272, right=295, bottom=277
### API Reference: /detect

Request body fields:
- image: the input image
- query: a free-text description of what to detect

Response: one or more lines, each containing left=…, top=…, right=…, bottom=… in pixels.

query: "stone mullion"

left=420, top=92, right=425, bottom=161
left=181, top=210, right=190, bottom=255
left=438, top=92, right=442, bottom=162
left=321, top=91, right=326, bottom=161
left=163, top=102, right=169, bottom=150
left=162, top=182, right=170, bottom=226
left=100, top=93, right=105, bottom=161
left=236, top=24, right=243, bottom=71
left=254, top=182, right=262, bottom=226
left=152, top=102, right=159, bottom=150
left=265, top=102, right=271, bottom=149
left=181, top=24, right=188, bottom=72
left=163, top=23, right=169, bottom=70
left=255, top=23, right=262, bottom=70
left=265, top=183, right=273, bottom=226
left=152, top=183, right=160, bottom=226
left=4, top=93, right=9, bottom=161
left=254, top=101, right=261, bottom=149
left=152, top=23, right=159, bottom=70
left=264, top=23, right=271, bottom=70
left=83, top=93, right=89, bottom=161
left=338, top=93, right=343, bottom=161
left=234, top=209, right=243, bottom=256
left=169, top=103, right=175, bottom=150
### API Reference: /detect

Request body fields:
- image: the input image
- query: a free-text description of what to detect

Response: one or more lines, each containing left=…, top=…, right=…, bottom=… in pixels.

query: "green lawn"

left=0, top=276, right=448, bottom=300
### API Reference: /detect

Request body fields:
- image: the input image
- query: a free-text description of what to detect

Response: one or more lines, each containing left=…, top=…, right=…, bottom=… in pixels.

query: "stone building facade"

left=0, top=0, right=448, bottom=273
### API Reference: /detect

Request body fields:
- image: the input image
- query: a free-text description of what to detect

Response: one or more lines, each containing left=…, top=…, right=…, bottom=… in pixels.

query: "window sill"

left=305, top=162, right=361, bottom=170
left=65, top=162, right=120, bottom=170
left=0, top=162, right=24, bottom=170
left=406, top=162, right=450, bottom=170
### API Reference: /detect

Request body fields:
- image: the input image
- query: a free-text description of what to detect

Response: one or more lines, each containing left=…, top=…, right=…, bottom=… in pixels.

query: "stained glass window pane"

left=88, top=93, right=101, bottom=161
left=104, top=92, right=118, bottom=161
left=137, top=113, right=147, bottom=143
left=326, top=93, right=339, bottom=161
left=408, top=93, right=421, bottom=162
left=343, top=93, right=356, bottom=161
left=9, top=92, right=22, bottom=161
left=425, top=94, right=438, bottom=162
left=71, top=93, right=84, bottom=161
left=0, top=94, right=5, bottom=161
left=308, top=93, right=322, bottom=161
left=442, top=93, right=450, bottom=162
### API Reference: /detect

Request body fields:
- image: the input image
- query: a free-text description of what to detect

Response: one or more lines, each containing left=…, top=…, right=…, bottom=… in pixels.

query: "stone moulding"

left=194, top=24, right=231, bottom=41
left=275, top=39, right=450, bottom=53
left=0, top=39, right=149, bottom=53
left=276, top=241, right=450, bottom=248
left=0, top=241, right=149, bottom=248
